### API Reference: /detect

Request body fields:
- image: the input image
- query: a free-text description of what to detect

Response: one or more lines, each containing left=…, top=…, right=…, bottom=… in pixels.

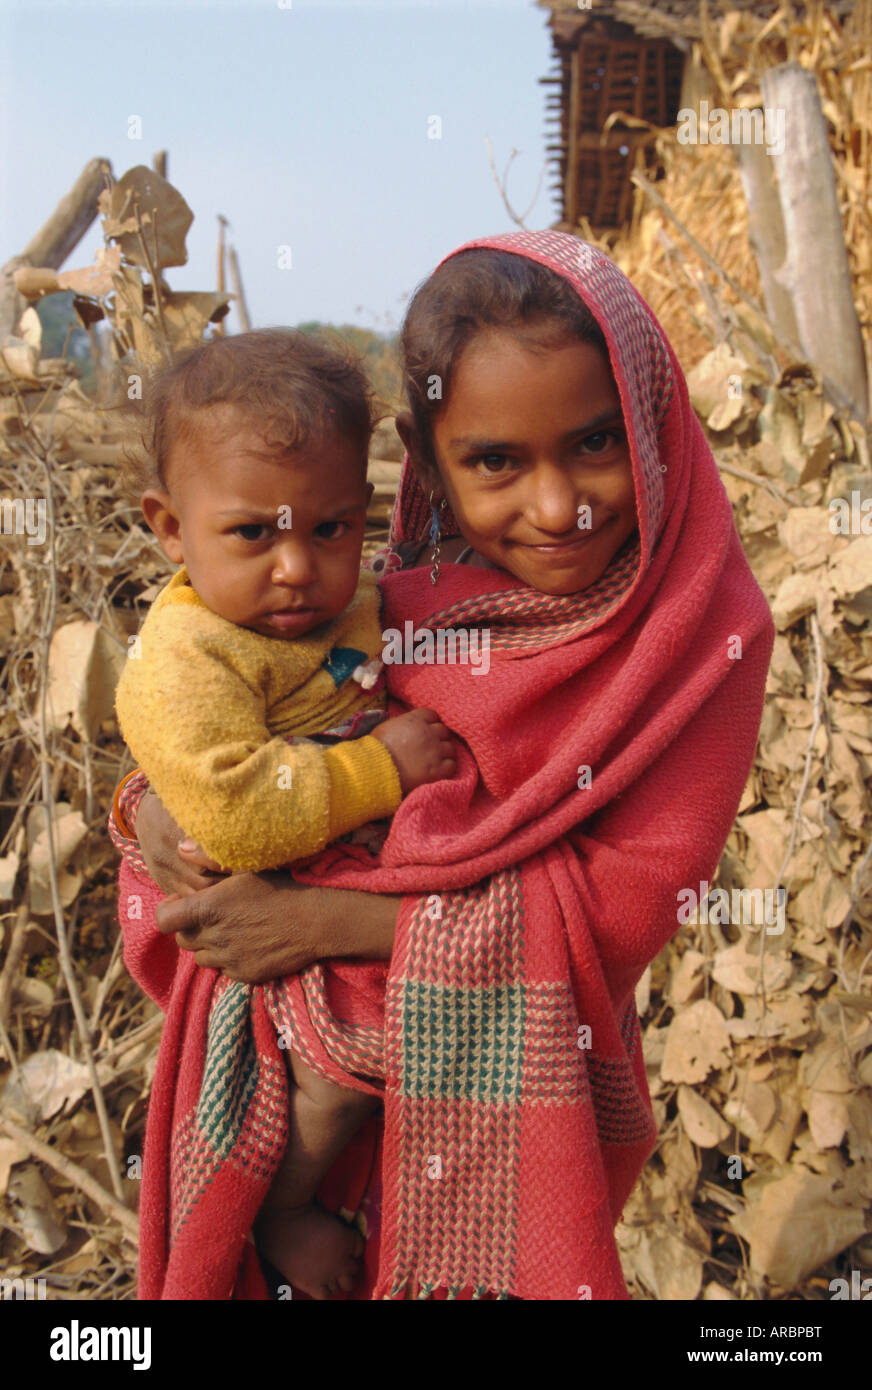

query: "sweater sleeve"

left=115, top=606, right=402, bottom=873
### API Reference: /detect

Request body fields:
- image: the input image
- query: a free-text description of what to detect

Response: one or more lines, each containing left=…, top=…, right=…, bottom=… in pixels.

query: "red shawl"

left=117, top=230, right=773, bottom=1300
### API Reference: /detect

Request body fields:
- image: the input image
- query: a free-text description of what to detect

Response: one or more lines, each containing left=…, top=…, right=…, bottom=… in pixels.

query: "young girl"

left=115, top=230, right=774, bottom=1301
left=114, top=329, right=456, bottom=1300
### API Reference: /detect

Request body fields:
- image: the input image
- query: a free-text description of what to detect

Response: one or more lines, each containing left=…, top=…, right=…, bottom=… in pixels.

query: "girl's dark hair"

left=123, top=327, right=374, bottom=493
left=400, top=249, right=608, bottom=470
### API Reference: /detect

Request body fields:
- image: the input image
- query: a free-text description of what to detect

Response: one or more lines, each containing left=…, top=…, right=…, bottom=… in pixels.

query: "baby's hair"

left=122, top=327, right=375, bottom=495
left=400, top=249, right=608, bottom=471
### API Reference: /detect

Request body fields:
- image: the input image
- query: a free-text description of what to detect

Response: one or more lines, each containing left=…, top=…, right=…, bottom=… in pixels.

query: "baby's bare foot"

left=256, top=1200, right=365, bottom=1300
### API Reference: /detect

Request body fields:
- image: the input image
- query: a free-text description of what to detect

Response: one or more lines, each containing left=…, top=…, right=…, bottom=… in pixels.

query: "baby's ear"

left=141, top=490, right=184, bottom=565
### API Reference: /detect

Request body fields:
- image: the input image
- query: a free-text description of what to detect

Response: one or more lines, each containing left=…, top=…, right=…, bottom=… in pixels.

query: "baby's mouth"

left=262, top=607, right=319, bottom=631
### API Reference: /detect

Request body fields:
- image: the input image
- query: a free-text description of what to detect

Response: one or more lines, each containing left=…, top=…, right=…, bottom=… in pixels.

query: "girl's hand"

left=156, top=871, right=325, bottom=980
left=155, top=874, right=403, bottom=982
left=136, top=792, right=226, bottom=896
left=371, top=708, right=457, bottom=794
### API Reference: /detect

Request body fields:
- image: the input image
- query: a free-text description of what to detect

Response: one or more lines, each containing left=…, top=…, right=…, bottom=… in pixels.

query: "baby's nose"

left=271, top=542, right=317, bottom=586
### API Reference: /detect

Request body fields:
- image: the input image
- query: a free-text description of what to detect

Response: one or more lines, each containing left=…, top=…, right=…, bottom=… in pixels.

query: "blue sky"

left=0, top=0, right=556, bottom=332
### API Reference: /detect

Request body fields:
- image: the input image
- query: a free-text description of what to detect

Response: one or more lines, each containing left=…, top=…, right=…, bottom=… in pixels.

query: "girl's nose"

left=526, top=463, right=585, bottom=534
left=271, top=542, right=317, bottom=587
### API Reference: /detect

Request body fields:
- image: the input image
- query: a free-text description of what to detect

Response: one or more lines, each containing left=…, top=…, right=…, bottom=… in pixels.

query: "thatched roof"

left=536, top=1, right=857, bottom=46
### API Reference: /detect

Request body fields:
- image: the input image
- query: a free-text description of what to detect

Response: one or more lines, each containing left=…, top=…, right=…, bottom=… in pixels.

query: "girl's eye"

left=315, top=521, right=349, bottom=539
left=472, top=454, right=513, bottom=475
left=235, top=524, right=271, bottom=542
left=580, top=430, right=620, bottom=454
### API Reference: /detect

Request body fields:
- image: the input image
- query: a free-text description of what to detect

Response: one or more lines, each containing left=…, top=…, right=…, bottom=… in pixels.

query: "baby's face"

left=153, top=408, right=371, bottom=638
left=427, top=330, right=637, bottom=597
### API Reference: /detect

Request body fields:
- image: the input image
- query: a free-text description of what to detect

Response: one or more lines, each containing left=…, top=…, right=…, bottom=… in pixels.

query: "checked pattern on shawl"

left=426, top=537, right=640, bottom=653
left=381, top=866, right=592, bottom=1299
left=261, top=965, right=386, bottom=1085
left=371, top=869, right=654, bottom=1297
left=169, top=978, right=287, bottom=1245
left=164, top=868, right=654, bottom=1291
left=587, top=1003, right=656, bottom=1147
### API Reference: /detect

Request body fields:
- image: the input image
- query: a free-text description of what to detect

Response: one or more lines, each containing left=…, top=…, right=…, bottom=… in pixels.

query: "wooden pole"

left=631, top=168, right=860, bottom=421
left=228, top=245, right=252, bottom=333
left=152, top=150, right=168, bottom=179
left=21, top=157, right=113, bottom=270
left=761, top=62, right=869, bottom=424
left=566, top=45, right=581, bottom=227
left=216, top=215, right=227, bottom=337
left=0, top=157, right=113, bottom=341
left=733, top=139, right=800, bottom=349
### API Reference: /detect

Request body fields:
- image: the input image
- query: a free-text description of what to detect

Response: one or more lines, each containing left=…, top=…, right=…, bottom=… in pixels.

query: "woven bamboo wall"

left=543, top=20, right=684, bottom=231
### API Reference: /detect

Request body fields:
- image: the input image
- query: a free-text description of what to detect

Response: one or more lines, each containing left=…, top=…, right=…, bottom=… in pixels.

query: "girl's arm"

left=154, top=872, right=401, bottom=980
left=136, top=790, right=401, bottom=980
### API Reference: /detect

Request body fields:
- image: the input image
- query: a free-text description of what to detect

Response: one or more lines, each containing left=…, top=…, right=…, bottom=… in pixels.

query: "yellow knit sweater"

left=115, top=566, right=401, bottom=872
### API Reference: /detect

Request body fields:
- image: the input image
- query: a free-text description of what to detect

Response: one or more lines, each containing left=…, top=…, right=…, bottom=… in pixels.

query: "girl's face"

left=414, top=328, right=637, bottom=596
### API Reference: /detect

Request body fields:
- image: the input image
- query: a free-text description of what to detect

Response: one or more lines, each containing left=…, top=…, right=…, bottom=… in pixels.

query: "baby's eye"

left=315, top=520, right=350, bottom=539
left=234, top=524, right=271, bottom=542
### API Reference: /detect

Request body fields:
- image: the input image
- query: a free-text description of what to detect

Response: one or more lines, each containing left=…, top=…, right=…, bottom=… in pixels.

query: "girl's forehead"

left=457, top=326, right=607, bottom=366
left=447, top=333, right=618, bottom=409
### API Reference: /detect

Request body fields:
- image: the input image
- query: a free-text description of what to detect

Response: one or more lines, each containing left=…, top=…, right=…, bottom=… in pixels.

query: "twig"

left=36, top=426, right=126, bottom=1203
left=840, top=833, right=872, bottom=940
left=0, top=902, right=30, bottom=1029
left=88, top=932, right=124, bottom=1034
left=630, top=170, right=860, bottom=421
left=836, top=831, right=872, bottom=996
left=730, top=611, right=827, bottom=1125
left=0, top=1115, right=138, bottom=1245
left=774, top=611, right=826, bottom=897
left=228, top=245, right=251, bottom=333
left=717, top=458, right=789, bottom=504
left=0, top=1015, right=24, bottom=1085
left=484, top=137, right=545, bottom=230
left=96, top=1012, right=163, bottom=1068
left=132, top=196, right=171, bottom=362
left=632, top=170, right=766, bottom=316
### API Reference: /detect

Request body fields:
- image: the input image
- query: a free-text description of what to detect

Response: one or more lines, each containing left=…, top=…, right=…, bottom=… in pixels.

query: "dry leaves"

left=2, top=62, right=870, bottom=1298
left=0, top=161, right=407, bottom=1298
left=608, top=10, right=872, bottom=1301
left=617, top=285, right=872, bottom=1307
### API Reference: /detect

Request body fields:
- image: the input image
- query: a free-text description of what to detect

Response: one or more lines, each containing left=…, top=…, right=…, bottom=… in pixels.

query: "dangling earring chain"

left=428, top=491, right=447, bottom=586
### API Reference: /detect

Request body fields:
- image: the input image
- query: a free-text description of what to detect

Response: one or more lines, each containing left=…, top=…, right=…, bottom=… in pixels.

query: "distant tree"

left=294, top=320, right=403, bottom=411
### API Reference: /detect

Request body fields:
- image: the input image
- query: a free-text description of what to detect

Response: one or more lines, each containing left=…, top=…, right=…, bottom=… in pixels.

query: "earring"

left=428, top=490, right=447, bottom=585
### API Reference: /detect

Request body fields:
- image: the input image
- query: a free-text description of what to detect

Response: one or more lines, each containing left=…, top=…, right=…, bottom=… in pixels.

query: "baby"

left=115, top=328, right=456, bottom=1298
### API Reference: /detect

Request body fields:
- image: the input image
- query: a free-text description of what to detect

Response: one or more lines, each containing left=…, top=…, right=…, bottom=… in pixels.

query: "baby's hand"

left=371, top=708, right=457, bottom=795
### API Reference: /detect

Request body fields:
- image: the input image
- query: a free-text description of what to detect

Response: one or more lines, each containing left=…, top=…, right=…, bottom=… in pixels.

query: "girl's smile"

left=407, top=328, right=637, bottom=597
